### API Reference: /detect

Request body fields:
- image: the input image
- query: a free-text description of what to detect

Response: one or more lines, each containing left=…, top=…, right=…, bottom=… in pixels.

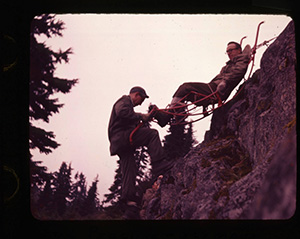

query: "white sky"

left=31, top=14, right=291, bottom=202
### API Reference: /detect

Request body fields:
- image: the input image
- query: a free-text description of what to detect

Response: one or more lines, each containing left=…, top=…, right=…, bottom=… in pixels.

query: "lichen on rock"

left=141, top=20, right=296, bottom=220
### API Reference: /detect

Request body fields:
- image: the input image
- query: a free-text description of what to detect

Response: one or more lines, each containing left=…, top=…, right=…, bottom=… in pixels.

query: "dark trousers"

left=118, top=127, right=166, bottom=203
left=173, top=82, right=218, bottom=107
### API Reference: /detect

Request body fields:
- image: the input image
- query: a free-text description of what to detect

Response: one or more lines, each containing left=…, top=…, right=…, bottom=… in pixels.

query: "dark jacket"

left=210, top=45, right=252, bottom=100
left=108, top=95, right=142, bottom=156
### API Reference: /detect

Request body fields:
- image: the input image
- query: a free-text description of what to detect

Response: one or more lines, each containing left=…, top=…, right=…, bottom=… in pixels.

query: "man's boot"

left=149, top=104, right=172, bottom=127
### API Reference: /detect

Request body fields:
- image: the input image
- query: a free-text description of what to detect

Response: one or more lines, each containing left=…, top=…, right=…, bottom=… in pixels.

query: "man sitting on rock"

left=108, top=86, right=174, bottom=219
left=154, top=41, right=253, bottom=127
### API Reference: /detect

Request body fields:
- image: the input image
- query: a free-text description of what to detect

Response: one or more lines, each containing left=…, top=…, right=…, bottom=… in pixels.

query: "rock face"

left=141, top=21, right=296, bottom=220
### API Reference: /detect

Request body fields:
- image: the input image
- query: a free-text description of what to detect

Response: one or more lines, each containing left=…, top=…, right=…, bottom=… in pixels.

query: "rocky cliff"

left=141, top=20, right=296, bottom=220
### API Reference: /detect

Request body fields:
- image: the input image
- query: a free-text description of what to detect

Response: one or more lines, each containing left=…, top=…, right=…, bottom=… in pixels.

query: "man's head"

left=129, top=86, right=149, bottom=107
left=226, top=41, right=242, bottom=61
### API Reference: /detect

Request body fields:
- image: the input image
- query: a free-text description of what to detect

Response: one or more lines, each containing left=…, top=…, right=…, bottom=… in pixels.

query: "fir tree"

left=163, top=124, right=186, bottom=159
left=30, top=160, right=53, bottom=217
left=52, top=162, right=73, bottom=216
left=184, top=122, right=197, bottom=153
left=103, top=159, right=122, bottom=207
left=134, top=146, right=152, bottom=202
left=103, top=146, right=151, bottom=208
left=31, top=161, right=102, bottom=219
left=70, top=172, right=87, bottom=216
left=37, top=175, right=54, bottom=212
left=29, top=14, right=78, bottom=218
left=83, top=176, right=100, bottom=216
left=135, top=146, right=151, bottom=185
left=29, top=13, right=78, bottom=174
left=163, top=122, right=196, bottom=159
left=30, top=160, right=50, bottom=188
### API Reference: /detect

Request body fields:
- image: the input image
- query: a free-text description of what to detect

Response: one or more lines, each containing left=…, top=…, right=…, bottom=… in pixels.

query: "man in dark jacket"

left=108, top=86, right=173, bottom=219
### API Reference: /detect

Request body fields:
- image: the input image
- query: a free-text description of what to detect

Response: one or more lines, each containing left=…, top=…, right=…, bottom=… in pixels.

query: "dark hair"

left=227, top=41, right=242, bottom=51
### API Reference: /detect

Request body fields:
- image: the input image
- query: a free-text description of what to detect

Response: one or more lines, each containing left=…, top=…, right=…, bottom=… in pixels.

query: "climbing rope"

left=129, top=21, right=278, bottom=141
left=154, top=21, right=268, bottom=126
left=164, top=21, right=277, bottom=125
left=129, top=106, right=157, bottom=145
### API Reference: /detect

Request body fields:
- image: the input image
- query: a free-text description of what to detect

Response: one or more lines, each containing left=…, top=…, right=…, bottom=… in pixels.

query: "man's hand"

left=141, top=113, right=151, bottom=122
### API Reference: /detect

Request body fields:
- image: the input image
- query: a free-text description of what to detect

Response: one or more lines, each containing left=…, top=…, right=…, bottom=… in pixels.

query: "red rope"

left=129, top=122, right=143, bottom=145
left=169, top=21, right=275, bottom=125
left=129, top=107, right=157, bottom=145
left=129, top=21, right=268, bottom=133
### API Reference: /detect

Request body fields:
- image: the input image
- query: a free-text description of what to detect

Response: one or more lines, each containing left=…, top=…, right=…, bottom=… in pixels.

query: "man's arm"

left=114, top=98, right=142, bottom=121
left=216, top=45, right=252, bottom=95
left=114, top=97, right=150, bottom=122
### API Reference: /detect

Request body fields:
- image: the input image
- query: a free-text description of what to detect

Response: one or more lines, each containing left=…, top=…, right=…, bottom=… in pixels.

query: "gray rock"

left=241, top=127, right=296, bottom=219
left=141, top=20, right=296, bottom=220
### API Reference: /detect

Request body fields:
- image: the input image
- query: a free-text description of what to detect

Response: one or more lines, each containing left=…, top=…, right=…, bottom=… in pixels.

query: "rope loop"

left=129, top=20, right=274, bottom=137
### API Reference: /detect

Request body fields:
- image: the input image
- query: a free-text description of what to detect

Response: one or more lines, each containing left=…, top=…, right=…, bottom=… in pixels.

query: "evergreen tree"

left=29, top=13, right=78, bottom=174
left=134, top=146, right=152, bottom=202
left=163, top=122, right=196, bottom=159
left=83, top=176, right=100, bottom=216
left=163, top=124, right=186, bottom=159
left=52, top=162, right=73, bottom=216
left=37, top=175, right=54, bottom=212
left=30, top=160, right=53, bottom=216
left=31, top=160, right=102, bottom=219
left=103, top=146, right=151, bottom=208
left=30, top=160, right=50, bottom=188
left=135, top=146, right=151, bottom=184
left=184, top=122, right=197, bottom=153
left=103, top=160, right=122, bottom=206
left=70, top=172, right=87, bottom=214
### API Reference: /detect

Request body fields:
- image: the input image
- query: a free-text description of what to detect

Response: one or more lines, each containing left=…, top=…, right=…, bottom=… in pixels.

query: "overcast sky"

left=31, top=14, right=291, bottom=202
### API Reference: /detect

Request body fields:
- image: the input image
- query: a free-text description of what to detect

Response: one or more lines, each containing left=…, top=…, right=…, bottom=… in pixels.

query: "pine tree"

left=184, top=122, right=197, bottom=153
left=103, top=159, right=122, bottom=206
left=163, top=123, right=196, bottom=160
left=30, top=160, right=53, bottom=217
left=37, top=175, right=54, bottom=211
left=29, top=14, right=78, bottom=218
left=30, top=160, right=50, bottom=188
left=103, top=146, right=151, bottom=209
left=29, top=13, right=78, bottom=173
left=83, top=176, right=100, bottom=216
left=135, top=146, right=151, bottom=184
left=163, top=124, right=186, bottom=159
left=134, top=146, right=152, bottom=202
left=52, top=162, right=73, bottom=216
left=70, top=172, right=87, bottom=216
